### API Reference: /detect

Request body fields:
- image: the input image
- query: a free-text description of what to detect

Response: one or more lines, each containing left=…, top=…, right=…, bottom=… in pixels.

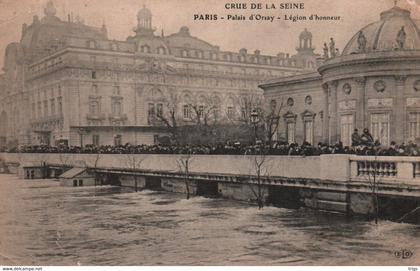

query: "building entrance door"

left=371, top=113, right=390, bottom=146
left=340, top=114, right=354, bottom=147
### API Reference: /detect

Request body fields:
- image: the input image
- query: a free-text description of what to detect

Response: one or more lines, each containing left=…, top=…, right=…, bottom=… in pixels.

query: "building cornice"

left=259, top=71, right=321, bottom=89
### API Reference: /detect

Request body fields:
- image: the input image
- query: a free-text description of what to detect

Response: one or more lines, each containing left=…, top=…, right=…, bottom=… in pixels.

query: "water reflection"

left=0, top=174, right=419, bottom=265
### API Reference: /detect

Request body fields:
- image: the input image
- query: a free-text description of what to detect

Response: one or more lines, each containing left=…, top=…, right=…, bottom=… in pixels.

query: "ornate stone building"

left=261, top=5, right=420, bottom=147
left=0, top=1, right=317, bottom=147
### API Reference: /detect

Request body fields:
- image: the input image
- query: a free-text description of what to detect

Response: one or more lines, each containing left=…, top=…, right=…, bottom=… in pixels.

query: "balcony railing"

left=414, top=162, right=420, bottom=178
left=350, top=156, right=420, bottom=183
left=108, top=114, right=128, bottom=122
left=86, top=113, right=106, bottom=121
left=356, top=161, right=397, bottom=178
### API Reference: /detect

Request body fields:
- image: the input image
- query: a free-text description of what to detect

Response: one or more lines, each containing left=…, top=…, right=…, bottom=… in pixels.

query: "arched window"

left=181, top=49, right=189, bottom=57
left=157, top=47, right=166, bottom=55
left=196, top=50, right=203, bottom=58
left=87, top=40, right=96, bottom=49
left=140, top=44, right=151, bottom=53
left=110, top=43, right=118, bottom=51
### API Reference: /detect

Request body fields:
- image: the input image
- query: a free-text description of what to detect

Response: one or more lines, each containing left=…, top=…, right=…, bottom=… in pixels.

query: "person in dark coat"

left=361, top=128, right=374, bottom=146
left=351, top=129, right=361, bottom=147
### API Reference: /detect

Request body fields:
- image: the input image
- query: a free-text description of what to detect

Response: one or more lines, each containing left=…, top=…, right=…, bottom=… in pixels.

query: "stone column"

left=321, top=84, right=329, bottom=143
left=354, top=77, right=366, bottom=131
left=328, top=81, right=338, bottom=144
left=394, top=76, right=407, bottom=144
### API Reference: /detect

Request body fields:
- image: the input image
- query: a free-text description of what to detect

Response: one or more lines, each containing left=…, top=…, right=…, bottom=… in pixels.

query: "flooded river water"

left=0, top=174, right=419, bottom=265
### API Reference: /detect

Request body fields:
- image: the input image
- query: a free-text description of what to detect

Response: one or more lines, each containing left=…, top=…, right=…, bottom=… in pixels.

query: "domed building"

left=261, top=5, right=420, bottom=147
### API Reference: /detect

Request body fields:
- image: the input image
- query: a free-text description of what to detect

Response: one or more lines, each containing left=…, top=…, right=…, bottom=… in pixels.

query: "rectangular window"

left=148, top=103, right=155, bottom=123
left=241, top=107, right=247, bottom=120
left=92, top=134, right=100, bottom=146
left=57, top=97, right=63, bottom=115
left=114, top=135, right=122, bottom=146
left=50, top=99, right=55, bottom=116
left=156, top=103, right=163, bottom=117
left=304, top=120, right=314, bottom=145
left=112, top=101, right=122, bottom=116
left=37, top=102, right=42, bottom=118
left=43, top=100, right=48, bottom=117
left=32, top=103, right=36, bottom=119
left=183, top=105, right=191, bottom=119
left=213, top=107, right=220, bottom=121
left=91, top=71, right=96, bottom=79
left=371, top=113, right=390, bottom=146
left=198, top=105, right=204, bottom=119
left=227, top=106, right=234, bottom=119
left=287, top=122, right=295, bottom=144
left=113, top=86, right=120, bottom=95
left=409, top=112, right=420, bottom=140
left=89, top=101, right=99, bottom=115
left=340, top=114, right=354, bottom=147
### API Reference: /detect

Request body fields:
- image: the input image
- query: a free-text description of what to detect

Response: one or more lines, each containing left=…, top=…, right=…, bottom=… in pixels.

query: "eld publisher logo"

left=394, top=249, right=414, bottom=259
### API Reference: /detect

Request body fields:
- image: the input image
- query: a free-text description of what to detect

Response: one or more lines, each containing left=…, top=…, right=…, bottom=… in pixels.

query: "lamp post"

left=250, top=109, right=260, bottom=144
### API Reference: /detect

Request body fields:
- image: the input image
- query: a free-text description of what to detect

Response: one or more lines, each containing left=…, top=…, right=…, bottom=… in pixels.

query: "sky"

left=0, top=0, right=419, bottom=69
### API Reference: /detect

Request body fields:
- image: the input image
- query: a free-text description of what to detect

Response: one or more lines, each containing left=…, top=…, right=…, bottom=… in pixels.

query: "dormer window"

left=110, top=43, right=118, bottom=51
left=157, top=46, right=166, bottom=55
left=195, top=50, right=203, bottom=58
left=140, top=44, right=151, bottom=53
left=181, top=49, right=189, bottom=57
left=87, top=40, right=96, bottom=49
left=224, top=54, right=232, bottom=61
left=209, top=52, right=217, bottom=60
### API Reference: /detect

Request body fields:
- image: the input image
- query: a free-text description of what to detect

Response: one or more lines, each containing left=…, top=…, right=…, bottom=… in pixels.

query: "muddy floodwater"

left=0, top=174, right=419, bottom=265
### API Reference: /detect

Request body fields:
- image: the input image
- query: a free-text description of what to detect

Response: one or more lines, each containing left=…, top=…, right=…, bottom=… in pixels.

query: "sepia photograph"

left=0, top=0, right=419, bottom=268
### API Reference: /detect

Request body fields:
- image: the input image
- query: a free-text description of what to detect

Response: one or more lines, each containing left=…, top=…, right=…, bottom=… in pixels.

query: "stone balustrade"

left=0, top=153, right=419, bottom=185
left=349, top=156, right=420, bottom=183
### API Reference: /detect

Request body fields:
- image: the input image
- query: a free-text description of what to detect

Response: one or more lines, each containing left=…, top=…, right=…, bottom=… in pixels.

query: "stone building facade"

left=0, top=1, right=317, bottom=147
left=261, top=6, right=420, bottom=147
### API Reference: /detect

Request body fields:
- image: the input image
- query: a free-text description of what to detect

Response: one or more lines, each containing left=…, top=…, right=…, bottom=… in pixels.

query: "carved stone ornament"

left=374, top=80, right=386, bottom=93
left=287, top=97, right=294, bottom=107
left=305, top=95, right=312, bottom=105
left=342, top=83, right=352, bottom=95
left=414, top=80, right=420, bottom=92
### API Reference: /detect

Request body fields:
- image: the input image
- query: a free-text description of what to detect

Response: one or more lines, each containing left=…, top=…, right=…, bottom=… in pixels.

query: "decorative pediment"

left=301, top=109, right=316, bottom=120
left=407, top=98, right=420, bottom=107
left=367, top=98, right=393, bottom=108
left=338, top=99, right=356, bottom=111
left=283, top=111, right=297, bottom=122
left=137, top=58, right=177, bottom=74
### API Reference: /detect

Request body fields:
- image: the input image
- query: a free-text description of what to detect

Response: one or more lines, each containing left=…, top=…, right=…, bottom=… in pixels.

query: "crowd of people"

left=4, top=129, right=419, bottom=157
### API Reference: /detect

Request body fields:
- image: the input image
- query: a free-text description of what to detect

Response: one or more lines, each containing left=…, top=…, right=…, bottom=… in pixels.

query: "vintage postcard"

left=0, top=0, right=419, bottom=269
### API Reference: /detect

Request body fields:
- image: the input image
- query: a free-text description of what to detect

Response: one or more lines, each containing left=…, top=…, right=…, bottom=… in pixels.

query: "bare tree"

left=235, top=94, right=263, bottom=126
left=177, top=154, right=193, bottom=200
left=235, top=94, right=284, bottom=145
left=188, top=95, right=219, bottom=128
left=154, top=92, right=180, bottom=144
left=365, top=157, right=380, bottom=224
left=125, top=152, right=144, bottom=192
left=261, top=98, right=285, bottom=146
left=248, top=147, right=272, bottom=209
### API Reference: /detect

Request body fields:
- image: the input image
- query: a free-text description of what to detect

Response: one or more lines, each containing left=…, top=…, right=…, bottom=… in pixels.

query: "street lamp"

left=250, top=109, right=260, bottom=143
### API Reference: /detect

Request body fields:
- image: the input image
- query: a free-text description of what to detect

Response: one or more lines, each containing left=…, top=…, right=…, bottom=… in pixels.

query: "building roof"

left=260, top=71, right=321, bottom=88
left=165, top=26, right=218, bottom=51
left=342, top=6, right=420, bottom=55
left=21, top=162, right=43, bottom=168
left=59, top=167, right=86, bottom=179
